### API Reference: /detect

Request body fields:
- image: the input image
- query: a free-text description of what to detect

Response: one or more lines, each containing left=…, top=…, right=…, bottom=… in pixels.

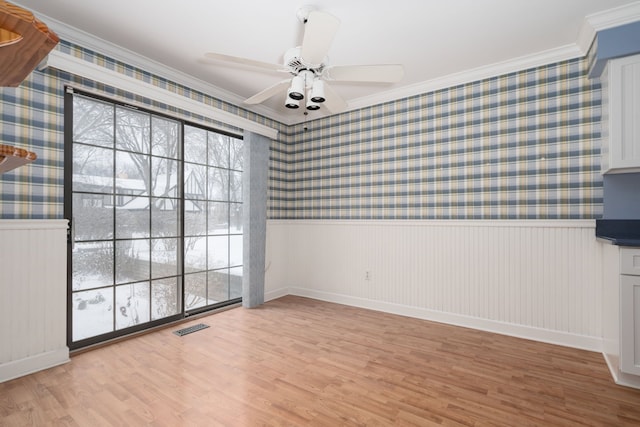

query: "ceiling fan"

left=204, top=6, right=404, bottom=113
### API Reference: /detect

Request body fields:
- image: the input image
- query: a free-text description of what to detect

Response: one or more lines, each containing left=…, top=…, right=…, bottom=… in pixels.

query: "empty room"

left=2, top=0, right=640, bottom=425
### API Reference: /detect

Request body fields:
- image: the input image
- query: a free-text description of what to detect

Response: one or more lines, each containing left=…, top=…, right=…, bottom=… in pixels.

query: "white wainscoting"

left=265, top=220, right=603, bottom=351
left=0, top=220, right=69, bottom=382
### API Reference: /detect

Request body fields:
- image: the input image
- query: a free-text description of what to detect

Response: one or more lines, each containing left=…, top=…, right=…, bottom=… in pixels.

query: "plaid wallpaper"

left=0, top=40, right=283, bottom=219
left=0, top=67, right=64, bottom=218
left=1, top=41, right=602, bottom=220
left=268, top=57, right=603, bottom=219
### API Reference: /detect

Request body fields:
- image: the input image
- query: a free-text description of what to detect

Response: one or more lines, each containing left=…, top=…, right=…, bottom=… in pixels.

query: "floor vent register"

left=173, top=323, right=210, bottom=336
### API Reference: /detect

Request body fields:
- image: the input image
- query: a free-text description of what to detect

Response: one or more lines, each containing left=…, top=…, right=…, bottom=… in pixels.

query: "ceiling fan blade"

left=244, top=79, right=291, bottom=105
left=300, top=11, right=340, bottom=67
left=321, top=83, right=348, bottom=113
left=324, top=64, right=405, bottom=83
left=204, top=52, right=287, bottom=73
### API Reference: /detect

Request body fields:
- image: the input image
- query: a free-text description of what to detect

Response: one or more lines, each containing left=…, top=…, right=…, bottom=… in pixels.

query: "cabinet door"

left=621, top=275, right=640, bottom=375
left=621, top=248, right=640, bottom=276
left=607, top=54, right=640, bottom=173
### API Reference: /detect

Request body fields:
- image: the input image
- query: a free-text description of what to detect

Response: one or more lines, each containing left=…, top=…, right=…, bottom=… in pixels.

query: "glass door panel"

left=183, top=125, right=243, bottom=312
left=67, top=90, right=242, bottom=349
left=68, top=93, right=183, bottom=348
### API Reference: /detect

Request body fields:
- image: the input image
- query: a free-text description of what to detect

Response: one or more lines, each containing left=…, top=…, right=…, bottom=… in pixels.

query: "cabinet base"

left=604, top=353, right=640, bottom=390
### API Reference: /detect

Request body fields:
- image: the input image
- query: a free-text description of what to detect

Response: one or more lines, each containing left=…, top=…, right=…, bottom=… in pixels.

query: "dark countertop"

left=595, top=219, right=640, bottom=247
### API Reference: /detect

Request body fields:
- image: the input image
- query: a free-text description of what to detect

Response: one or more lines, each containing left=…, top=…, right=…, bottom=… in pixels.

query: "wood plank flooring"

left=2, top=295, right=640, bottom=426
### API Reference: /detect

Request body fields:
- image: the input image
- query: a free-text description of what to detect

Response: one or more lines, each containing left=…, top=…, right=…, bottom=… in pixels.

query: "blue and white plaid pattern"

left=0, top=67, right=65, bottom=218
left=0, top=40, right=283, bottom=219
left=268, top=57, right=603, bottom=219
left=0, top=40, right=602, bottom=220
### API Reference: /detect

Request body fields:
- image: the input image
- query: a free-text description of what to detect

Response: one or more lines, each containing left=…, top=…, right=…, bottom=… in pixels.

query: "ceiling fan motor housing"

left=284, top=46, right=325, bottom=77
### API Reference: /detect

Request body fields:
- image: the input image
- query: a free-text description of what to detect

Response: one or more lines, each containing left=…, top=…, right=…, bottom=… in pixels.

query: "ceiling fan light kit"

left=310, top=79, right=325, bottom=103
left=288, top=73, right=306, bottom=100
left=284, top=97, right=300, bottom=109
left=306, top=98, right=321, bottom=110
left=285, top=69, right=326, bottom=110
left=205, top=6, right=404, bottom=115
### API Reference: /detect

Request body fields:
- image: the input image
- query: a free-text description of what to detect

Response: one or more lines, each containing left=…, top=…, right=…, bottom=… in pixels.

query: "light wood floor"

left=2, top=296, right=640, bottom=426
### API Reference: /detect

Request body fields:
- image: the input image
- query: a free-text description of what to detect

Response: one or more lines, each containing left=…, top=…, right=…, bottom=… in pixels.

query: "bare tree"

left=73, top=96, right=114, bottom=147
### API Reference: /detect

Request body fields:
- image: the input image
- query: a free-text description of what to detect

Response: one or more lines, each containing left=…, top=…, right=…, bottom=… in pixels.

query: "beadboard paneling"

left=265, top=220, right=603, bottom=351
left=0, top=220, right=69, bottom=382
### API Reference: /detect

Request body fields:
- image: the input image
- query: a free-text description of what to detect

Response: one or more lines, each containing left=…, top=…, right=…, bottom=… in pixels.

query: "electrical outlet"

left=365, top=271, right=371, bottom=281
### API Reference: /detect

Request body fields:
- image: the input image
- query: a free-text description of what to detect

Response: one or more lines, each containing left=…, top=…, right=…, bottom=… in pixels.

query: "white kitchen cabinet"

left=621, top=248, right=640, bottom=375
left=601, top=244, right=640, bottom=388
left=601, top=54, right=640, bottom=174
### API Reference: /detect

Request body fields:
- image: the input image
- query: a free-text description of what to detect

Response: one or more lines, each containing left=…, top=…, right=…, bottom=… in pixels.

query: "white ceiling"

left=12, top=0, right=640, bottom=125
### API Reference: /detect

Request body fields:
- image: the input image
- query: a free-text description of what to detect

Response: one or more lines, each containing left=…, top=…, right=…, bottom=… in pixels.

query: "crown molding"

left=20, top=7, right=286, bottom=124
left=325, top=2, right=640, bottom=122
left=576, top=19, right=598, bottom=55
left=347, top=43, right=583, bottom=113
left=21, top=1, right=640, bottom=127
left=587, top=0, right=640, bottom=31
left=42, top=15, right=238, bottom=103
left=283, top=42, right=583, bottom=125
left=578, top=1, right=640, bottom=53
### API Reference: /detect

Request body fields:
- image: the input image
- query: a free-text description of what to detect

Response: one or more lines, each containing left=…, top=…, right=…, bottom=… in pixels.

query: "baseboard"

left=265, top=287, right=290, bottom=302
left=615, top=371, right=640, bottom=389
left=0, top=348, right=70, bottom=383
left=603, top=352, right=621, bottom=383
left=284, top=287, right=603, bottom=353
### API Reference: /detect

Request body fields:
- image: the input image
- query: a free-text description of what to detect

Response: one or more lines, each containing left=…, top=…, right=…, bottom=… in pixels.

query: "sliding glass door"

left=65, top=88, right=242, bottom=349
left=183, top=125, right=244, bottom=311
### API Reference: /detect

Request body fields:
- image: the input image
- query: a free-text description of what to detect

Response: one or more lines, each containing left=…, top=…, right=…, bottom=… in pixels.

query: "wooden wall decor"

left=0, top=1, right=59, bottom=87
left=0, top=143, right=37, bottom=173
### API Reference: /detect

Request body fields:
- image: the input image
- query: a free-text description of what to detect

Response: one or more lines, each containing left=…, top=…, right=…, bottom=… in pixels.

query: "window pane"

left=229, top=170, right=242, bottom=202
left=229, top=266, right=243, bottom=299
left=73, top=144, right=113, bottom=193
left=184, top=199, right=206, bottom=219
left=230, top=203, right=243, bottom=233
left=73, top=193, right=113, bottom=241
left=115, top=282, right=150, bottom=330
left=115, top=198, right=150, bottom=239
left=184, top=126, right=206, bottom=164
left=151, top=238, right=179, bottom=279
left=152, top=278, right=179, bottom=320
left=184, top=163, right=207, bottom=199
left=208, top=202, right=228, bottom=235
left=72, top=242, right=113, bottom=291
left=152, top=117, right=179, bottom=159
left=184, top=207, right=206, bottom=237
left=72, top=288, right=114, bottom=341
left=152, top=157, right=179, bottom=198
left=185, top=272, right=207, bottom=310
left=71, top=94, right=245, bottom=344
left=152, top=198, right=179, bottom=238
left=208, top=167, right=228, bottom=201
left=116, top=239, right=150, bottom=284
left=184, top=236, right=207, bottom=272
left=116, top=107, right=150, bottom=153
left=115, top=151, right=149, bottom=194
left=73, top=97, right=114, bottom=147
left=229, top=235, right=243, bottom=267
left=230, top=138, right=243, bottom=171
left=208, top=235, right=228, bottom=269
left=208, top=269, right=229, bottom=303
left=208, top=132, right=229, bottom=168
